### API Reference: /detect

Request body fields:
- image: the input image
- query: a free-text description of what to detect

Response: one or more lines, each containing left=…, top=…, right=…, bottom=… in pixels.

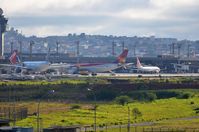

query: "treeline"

left=88, top=89, right=194, bottom=102
left=0, top=80, right=198, bottom=102
left=0, top=82, right=89, bottom=101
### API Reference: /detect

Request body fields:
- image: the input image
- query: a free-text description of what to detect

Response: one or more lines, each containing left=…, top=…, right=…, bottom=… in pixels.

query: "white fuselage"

left=22, top=61, right=50, bottom=72
left=138, top=66, right=160, bottom=73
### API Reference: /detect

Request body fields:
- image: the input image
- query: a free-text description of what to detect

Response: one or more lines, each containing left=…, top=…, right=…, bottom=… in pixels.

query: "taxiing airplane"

left=136, top=57, right=160, bottom=73
left=71, top=49, right=132, bottom=75
left=0, top=50, right=69, bottom=73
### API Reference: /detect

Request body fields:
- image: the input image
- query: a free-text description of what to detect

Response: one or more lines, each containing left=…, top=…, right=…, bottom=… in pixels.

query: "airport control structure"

left=0, top=8, right=8, bottom=59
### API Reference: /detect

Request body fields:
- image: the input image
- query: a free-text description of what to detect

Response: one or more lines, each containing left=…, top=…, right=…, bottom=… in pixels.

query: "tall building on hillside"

left=0, top=8, right=8, bottom=58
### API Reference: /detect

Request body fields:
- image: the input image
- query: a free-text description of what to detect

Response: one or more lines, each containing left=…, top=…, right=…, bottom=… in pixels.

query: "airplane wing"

left=0, top=64, right=28, bottom=69
left=124, top=63, right=134, bottom=67
left=49, top=63, right=71, bottom=69
left=119, top=63, right=134, bottom=69
left=109, top=70, right=116, bottom=75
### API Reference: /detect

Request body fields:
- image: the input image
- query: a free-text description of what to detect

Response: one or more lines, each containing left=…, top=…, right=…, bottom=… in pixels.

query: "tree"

left=132, top=108, right=142, bottom=132
left=115, top=96, right=132, bottom=106
left=132, top=108, right=142, bottom=120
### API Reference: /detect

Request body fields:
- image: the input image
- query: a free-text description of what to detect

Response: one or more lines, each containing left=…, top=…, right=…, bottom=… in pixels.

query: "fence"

left=80, top=125, right=199, bottom=132
left=0, top=106, right=28, bottom=121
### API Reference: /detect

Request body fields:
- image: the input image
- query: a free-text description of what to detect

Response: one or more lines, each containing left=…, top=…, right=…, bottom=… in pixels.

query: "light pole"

left=127, top=106, right=130, bottom=132
left=133, top=44, right=136, bottom=57
left=122, top=41, right=125, bottom=52
left=10, top=41, right=14, bottom=54
left=87, top=87, right=97, bottom=132
left=112, top=41, right=116, bottom=56
left=29, top=41, right=34, bottom=60
left=56, top=41, right=59, bottom=56
left=19, top=40, right=23, bottom=60
left=37, top=90, right=55, bottom=132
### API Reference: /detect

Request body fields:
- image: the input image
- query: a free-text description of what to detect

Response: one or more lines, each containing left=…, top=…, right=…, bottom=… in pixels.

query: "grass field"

left=1, top=77, right=199, bottom=130
left=7, top=97, right=199, bottom=129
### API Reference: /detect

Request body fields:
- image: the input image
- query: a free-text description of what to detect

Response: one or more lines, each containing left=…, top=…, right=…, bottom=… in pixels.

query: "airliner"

left=72, top=49, right=131, bottom=75
left=1, top=50, right=130, bottom=75
left=136, top=57, right=160, bottom=73
left=0, top=50, right=68, bottom=73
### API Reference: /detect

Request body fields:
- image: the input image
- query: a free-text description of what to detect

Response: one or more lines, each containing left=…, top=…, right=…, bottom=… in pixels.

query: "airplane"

left=71, top=49, right=132, bottom=75
left=0, top=50, right=70, bottom=74
left=136, top=57, right=160, bottom=73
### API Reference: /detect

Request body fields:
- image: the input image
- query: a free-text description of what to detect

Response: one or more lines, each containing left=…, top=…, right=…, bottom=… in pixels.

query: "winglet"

left=117, top=49, right=128, bottom=64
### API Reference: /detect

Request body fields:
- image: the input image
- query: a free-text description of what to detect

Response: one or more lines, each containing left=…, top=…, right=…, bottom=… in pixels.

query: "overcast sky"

left=0, top=0, right=199, bottom=40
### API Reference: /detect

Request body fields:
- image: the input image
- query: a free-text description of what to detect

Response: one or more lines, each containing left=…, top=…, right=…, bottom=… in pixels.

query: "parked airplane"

left=0, top=50, right=69, bottom=73
left=71, top=49, right=132, bottom=75
left=136, top=57, right=160, bottom=73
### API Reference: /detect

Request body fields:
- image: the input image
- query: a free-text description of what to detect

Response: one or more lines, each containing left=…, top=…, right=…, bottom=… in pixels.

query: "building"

left=0, top=8, right=8, bottom=59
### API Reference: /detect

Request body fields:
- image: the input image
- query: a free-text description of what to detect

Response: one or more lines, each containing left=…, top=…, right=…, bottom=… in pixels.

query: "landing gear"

left=91, top=73, right=97, bottom=76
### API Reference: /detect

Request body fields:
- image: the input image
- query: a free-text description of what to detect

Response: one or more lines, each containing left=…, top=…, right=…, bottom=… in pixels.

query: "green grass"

left=12, top=97, right=199, bottom=129
left=0, top=77, right=199, bottom=130
left=1, top=76, right=199, bottom=86
left=0, top=79, right=87, bottom=86
left=154, top=117, right=199, bottom=128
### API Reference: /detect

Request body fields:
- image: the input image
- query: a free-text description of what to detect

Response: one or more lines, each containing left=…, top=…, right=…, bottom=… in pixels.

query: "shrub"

left=194, top=108, right=199, bottom=114
left=70, top=104, right=81, bottom=110
left=96, top=90, right=117, bottom=101
left=132, top=108, right=142, bottom=120
left=137, top=84, right=149, bottom=90
left=61, top=119, right=65, bottom=122
left=114, top=95, right=132, bottom=106
left=128, top=92, right=157, bottom=102
left=155, top=91, right=194, bottom=99
left=86, top=89, right=117, bottom=101
left=146, top=92, right=157, bottom=101
left=156, top=91, right=180, bottom=99
left=177, top=92, right=193, bottom=99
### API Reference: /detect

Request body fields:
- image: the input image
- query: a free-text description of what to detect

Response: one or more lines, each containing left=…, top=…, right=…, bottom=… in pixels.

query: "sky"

left=0, top=0, right=199, bottom=40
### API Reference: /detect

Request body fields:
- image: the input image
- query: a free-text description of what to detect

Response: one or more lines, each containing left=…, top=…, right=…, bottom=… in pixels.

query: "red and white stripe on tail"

left=136, top=57, right=143, bottom=68
left=9, top=50, right=18, bottom=64
left=117, top=49, right=128, bottom=64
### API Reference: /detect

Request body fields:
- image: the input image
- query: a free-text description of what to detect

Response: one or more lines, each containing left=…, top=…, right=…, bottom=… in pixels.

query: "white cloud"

left=116, top=8, right=163, bottom=20
left=150, top=0, right=199, bottom=8
left=17, top=25, right=106, bottom=37
left=1, top=0, right=103, bottom=16
left=1, top=0, right=199, bottom=40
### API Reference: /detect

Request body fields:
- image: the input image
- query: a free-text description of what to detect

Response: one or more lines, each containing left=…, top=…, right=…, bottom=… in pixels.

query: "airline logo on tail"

left=9, top=50, right=20, bottom=64
left=117, top=49, right=128, bottom=64
left=136, top=57, right=143, bottom=68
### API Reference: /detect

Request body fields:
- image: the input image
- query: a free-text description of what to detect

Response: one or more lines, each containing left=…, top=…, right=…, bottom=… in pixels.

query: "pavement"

left=1, top=73, right=199, bottom=81
left=96, top=73, right=199, bottom=77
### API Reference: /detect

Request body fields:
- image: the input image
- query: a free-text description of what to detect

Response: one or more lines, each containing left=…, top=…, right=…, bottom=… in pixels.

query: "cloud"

left=0, top=0, right=199, bottom=40
left=1, top=0, right=103, bottom=16
left=18, top=25, right=106, bottom=37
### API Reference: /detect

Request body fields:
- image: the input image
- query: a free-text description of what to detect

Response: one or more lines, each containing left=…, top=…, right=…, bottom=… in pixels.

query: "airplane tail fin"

left=9, top=50, right=20, bottom=64
left=116, top=49, right=128, bottom=64
left=136, top=57, right=143, bottom=68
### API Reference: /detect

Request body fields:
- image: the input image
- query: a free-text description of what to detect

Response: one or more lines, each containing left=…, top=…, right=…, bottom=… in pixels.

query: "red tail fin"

left=117, top=49, right=128, bottom=63
left=9, top=50, right=18, bottom=64
left=136, top=57, right=142, bottom=68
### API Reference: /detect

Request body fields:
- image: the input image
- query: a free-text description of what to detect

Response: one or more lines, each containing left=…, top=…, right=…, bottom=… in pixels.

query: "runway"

left=1, top=73, right=199, bottom=81
left=95, top=73, right=199, bottom=77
